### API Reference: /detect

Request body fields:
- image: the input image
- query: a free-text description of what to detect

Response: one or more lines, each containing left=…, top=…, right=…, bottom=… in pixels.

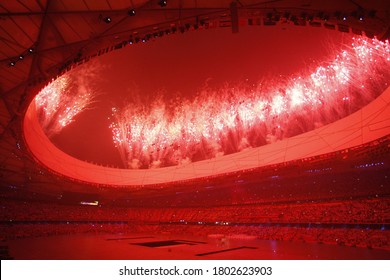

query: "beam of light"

left=110, top=37, right=390, bottom=169
left=35, top=65, right=98, bottom=138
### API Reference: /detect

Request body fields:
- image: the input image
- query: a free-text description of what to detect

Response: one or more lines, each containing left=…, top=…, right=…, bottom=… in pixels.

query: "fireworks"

left=35, top=65, right=97, bottom=137
left=110, top=37, right=390, bottom=169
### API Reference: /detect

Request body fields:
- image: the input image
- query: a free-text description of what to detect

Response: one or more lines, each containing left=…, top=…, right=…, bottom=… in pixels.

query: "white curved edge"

left=23, top=86, right=390, bottom=186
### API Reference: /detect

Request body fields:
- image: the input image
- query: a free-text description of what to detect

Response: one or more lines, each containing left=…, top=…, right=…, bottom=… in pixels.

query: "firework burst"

left=110, top=36, right=389, bottom=169
left=35, top=65, right=98, bottom=137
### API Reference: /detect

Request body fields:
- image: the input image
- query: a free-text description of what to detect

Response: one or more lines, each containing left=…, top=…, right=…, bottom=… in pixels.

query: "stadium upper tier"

left=23, top=83, right=390, bottom=186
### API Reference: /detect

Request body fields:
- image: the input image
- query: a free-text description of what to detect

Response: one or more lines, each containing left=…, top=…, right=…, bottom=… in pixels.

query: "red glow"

left=45, top=27, right=353, bottom=167
left=25, top=28, right=390, bottom=186
left=109, top=37, right=390, bottom=169
left=35, top=65, right=98, bottom=137
left=23, top=84, right=390, bottom=186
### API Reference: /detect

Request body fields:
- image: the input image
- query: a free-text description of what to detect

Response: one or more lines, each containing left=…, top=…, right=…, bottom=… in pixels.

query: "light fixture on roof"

left=158, top=0, right=167, bottom=7
left=351, top=10, right=364, bottom=21
left=19, top=55, right=24, bottom=60
left=28, top=47, right=34, bottom=53
left=128, top=9, right=136, bottom=16
left=103, top=16, right=112, bottom=23
left=9, top=61, right=16, bottom=67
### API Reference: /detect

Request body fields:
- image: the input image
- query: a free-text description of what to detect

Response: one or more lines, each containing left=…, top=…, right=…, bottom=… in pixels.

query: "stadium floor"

left=4, top=233, right=390, bottom=260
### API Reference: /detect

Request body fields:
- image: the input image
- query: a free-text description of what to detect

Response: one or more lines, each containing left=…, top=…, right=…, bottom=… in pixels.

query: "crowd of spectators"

left=1, top=196, right=388, bottom=250
left=0, top=223, right=131, bottom=240
left=1, top=196, right=388, bottom=224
